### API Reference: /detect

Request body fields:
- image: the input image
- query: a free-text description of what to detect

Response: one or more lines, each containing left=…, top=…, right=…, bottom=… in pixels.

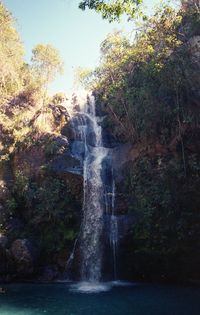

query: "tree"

left=74, top=67, right=94, bottom=89
left=31, top=44, right=64, bottom=89
left=79, top=0, right=143, bottom=22
left=31, top=44, right=64, bottom=120
left=0, top=2, right=24, bottom=100
left=87, top=2, right=200, bottom=145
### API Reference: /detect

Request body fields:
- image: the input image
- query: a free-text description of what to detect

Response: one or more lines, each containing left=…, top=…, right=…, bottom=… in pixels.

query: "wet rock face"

left=62, top=120, right=97, bottom=147
left=102, top=129, right=119, bottom=148
left=51, top=152, right=82, bottom=175
left=11, top=239, right=37, bottom=276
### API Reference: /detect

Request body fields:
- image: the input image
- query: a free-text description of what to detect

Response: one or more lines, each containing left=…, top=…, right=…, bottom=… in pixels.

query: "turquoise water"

left=0, top=282, right=200, bottom=315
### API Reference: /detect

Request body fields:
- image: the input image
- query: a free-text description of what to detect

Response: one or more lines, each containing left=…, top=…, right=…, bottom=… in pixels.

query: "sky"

left=3, top=0, right=161, bottom=94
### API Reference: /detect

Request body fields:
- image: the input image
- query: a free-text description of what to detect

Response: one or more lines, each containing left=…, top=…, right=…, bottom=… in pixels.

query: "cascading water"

left=110, top=175, right=118, bottom=280
left=67, top=92, right=107, bottom=283
left=104, top=169, right=118, bottom=280
left=80, top=96, right=107, bottom=282
left=66, top=92, right=118, bottom=290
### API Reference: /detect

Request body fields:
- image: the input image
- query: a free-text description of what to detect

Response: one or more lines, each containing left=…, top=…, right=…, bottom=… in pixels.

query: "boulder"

left=51, top=152, right=82, bottom=175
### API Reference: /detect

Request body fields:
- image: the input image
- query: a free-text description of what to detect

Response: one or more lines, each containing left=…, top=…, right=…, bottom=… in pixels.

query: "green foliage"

left=91, top=3, right=200, bottom=144
left=51, top=92, right=66, bottom=105
left=44, top=139, right=60, bottom=156
left=79, top=0, right=143, bottom=22
left=0, top=3, right=65, bottom=164
left=13, top=170, right=29, bottom=198
left=5, top=169, right=81, bottom=251
left=84, top=2, right=200, bottom=281
left=74, top=67, right=94, bottom=89
left=39, top=222, right=78, bottom=252
left=124, top=154, right=200, bottom=280
left=34, top=178, right=65, bottom=217
left=0, top=2, right=24, bottom=101
left=31, top=44, right=64, bottom=88
left=5, top=197, right=17, bottom=212
left=28, top=176, right=80, bottom=251
left=0, top=2, right=77, bottom=265
left=20, top=63, right=44, bottom=103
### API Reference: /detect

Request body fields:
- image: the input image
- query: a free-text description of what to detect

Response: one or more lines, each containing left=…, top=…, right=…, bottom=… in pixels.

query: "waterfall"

left=110, top=175, right=118, bottom=280
left=80, top=95, right=108, bottom=282
left=66, top=92, right=118, bottom=286
left=67, top=92, right=107, bottom=282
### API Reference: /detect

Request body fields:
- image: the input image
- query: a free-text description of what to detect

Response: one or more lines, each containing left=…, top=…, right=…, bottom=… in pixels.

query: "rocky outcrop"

left=11, top=239, right=37, bottom=276
left=49, top=103, right=70, bottom=128
left=0, top=237, right=38, bottom=281
left=13, top=147, right=46, bottom=179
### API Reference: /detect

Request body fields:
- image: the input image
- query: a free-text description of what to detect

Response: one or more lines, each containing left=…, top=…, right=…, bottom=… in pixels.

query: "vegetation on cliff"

left=0, top=0, right=200, bottom=283
left=84, top=1, right=200, bottom=144
left=80, top=0, right=200, bottom=282
left=0, top=1, right=81, bottom=280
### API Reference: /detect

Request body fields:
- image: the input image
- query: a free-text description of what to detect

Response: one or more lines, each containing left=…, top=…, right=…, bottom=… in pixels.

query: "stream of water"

left=79, top=94, right=107, bottom=282
left=110, top=176, right=118, bottom=280
left=67, top=92, right=117, bottom=290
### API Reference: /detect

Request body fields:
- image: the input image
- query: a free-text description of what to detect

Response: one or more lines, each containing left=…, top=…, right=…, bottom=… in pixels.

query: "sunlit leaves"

left=74, top=67, right=94, bottom=89
left=79, top=0, right=143, bottom=22
left=88, top=2, right=200, bottom=145
left=31, top=44, right=64, bottom=88
left=0, top=2, right=24, bottom=100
